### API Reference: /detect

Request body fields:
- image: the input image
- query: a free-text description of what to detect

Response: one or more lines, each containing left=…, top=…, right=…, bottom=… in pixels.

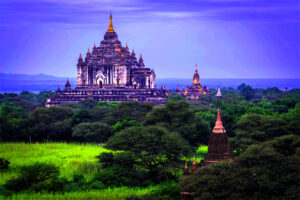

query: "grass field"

left=2, top=187, right=157, bottom=200
left=0, top=142, right=111, bottom=185
left=0, top=143, right=208, bottom=200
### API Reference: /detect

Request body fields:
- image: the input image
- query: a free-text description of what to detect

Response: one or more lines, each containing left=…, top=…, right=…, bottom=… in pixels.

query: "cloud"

left=0, top=0, right=299, bottom=27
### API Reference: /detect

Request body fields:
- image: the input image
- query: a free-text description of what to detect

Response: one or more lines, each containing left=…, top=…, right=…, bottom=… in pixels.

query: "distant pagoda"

left=216, top=87, right=222, bottom=98
left=46, top=14, right=167, bottom=107
left=183, top=65, right=210, bottom=99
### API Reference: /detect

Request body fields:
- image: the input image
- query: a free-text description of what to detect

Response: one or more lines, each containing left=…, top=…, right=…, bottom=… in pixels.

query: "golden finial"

left=140, top=54, right=142, bottom=60
left=93, top=43, right=96, bottom=48
left=87, top=48, right=90, bottom=54
left=126, top=43, right=128, bottom=48
left=195, top=64, right=197, bottom=71
left=121, top=53, right=124, bottom=58
left=79, top=53, right=82, bottom=59
left=107, top=13, right=115, bottom=33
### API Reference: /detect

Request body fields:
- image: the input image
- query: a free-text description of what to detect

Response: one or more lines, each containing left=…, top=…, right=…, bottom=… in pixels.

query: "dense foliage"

left=98, top=126, right=191, bottom=185
left=180, top=135, right=300, bottom=200
left=0, top=85, right=299, bottom=199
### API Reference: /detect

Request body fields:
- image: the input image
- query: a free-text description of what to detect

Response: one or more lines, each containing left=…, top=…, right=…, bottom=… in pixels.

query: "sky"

left=0, top=0, right=299, bottom=79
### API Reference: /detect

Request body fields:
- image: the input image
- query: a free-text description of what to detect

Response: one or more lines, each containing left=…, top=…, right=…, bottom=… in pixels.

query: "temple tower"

left=192, top=65, right=200, bottom=85
left=200, top=109, right=232, bottom=166
left=77, top=54, right=84, bottom=85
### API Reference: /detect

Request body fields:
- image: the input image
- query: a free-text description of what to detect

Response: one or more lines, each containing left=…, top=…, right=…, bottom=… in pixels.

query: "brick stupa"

left=200, top=109, right=232, bottom=166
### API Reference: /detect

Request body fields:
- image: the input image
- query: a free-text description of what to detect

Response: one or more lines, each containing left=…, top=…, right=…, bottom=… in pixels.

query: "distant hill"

left=0, top=73, right=299, bottom=93
left=0, top=73, right=76, bottom=93
left=0, top=73, right=76, bottom=81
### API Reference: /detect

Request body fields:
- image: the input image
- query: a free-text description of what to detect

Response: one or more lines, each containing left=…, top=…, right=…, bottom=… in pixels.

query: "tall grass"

left=1, top=186, right=157, bottom=200
left=0, top=142, right=111, bottom=185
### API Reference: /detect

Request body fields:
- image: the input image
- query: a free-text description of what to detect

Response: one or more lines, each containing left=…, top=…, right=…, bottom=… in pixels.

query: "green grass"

left=0, top=142, right=111, bottom=185
left=1, top=187, right=156, bottom=200
left=0, top=143, right=206, bottom=200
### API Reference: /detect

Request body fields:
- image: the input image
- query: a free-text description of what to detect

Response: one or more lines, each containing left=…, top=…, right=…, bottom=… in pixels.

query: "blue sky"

left=0, top=0, right=299, bottom=78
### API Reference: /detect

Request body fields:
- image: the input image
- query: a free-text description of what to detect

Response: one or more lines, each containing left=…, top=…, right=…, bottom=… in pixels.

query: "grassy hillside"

left=0, top=143, right=111, bottom=185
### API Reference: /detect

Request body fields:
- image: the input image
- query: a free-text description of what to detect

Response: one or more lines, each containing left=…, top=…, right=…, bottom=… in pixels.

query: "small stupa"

left=216, top=87, right=222, bottom=98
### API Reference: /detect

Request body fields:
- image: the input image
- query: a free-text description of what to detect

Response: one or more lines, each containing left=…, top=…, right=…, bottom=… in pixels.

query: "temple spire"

left=195, top=64, right=198, bottom=72
left=192, top=158, right=197, bottom=171
left=87, top=48, right=90, bottom=54
left=79, top=53, right=82, bottom=59
left=107, top=13, right=115, bottom=33
left=213, top=109, right=226, bottom=133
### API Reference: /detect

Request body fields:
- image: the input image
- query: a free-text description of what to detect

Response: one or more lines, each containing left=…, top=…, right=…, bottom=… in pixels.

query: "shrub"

left=0, top=158, right=10, bottom=170
left=4, top=162, right=61, bottom=192
left=93, top=166, right=135, bottom=187
left=152, top=182, right=180, bottom=200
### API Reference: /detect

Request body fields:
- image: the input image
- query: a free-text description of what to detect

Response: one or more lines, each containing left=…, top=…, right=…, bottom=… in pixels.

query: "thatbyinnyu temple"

left=180, top=109, right=233, bottom=200
left=46, top=14, right=168, bottom=107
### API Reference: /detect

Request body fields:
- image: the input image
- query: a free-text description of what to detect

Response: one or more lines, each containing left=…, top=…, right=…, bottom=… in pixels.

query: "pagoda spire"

left=79, top=53, right=82, bottom=59
left=213, top=109, right=226, bottom=133
left=87, top=48, right=90, bottom=54
left=107, top=13, right=115, bottom=33
left=183, top=161, right=189, bottom=175
left=192, top=158, right=197, bottom=171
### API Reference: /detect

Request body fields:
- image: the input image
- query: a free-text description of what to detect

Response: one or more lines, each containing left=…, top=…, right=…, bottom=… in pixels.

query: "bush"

left=93, top=166, right=135, bottom=187
left=152, top=182, right=180, bottom=200
left=4, top=162, right=61, bottom=192
left=0, top=186, right=12, bottom=197
left=126, top=194, right=159, bottom=200
left=0, top=158, right=10, bottom=170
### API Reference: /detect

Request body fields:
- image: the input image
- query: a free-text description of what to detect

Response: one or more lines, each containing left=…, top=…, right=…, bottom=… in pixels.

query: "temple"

left=180, top=109, right=232, bottom=200
left=216, top=87, right=222, bottom=98
left=46, top=14, right=167, bottom=107
left=182, top=65, right=211, bottom=99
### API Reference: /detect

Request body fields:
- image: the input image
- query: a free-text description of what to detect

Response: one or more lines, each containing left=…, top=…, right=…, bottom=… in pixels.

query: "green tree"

left=238, top=83, right=255, bottom=101
left=231, top=114, right=290, bottom=154
left=145, top=101, right=210, bottom=146
left=28, top=107, right=73, bottom=141
left=0, top=102, right=28, bottom=141
left=72, top=122, right=112, bottom=143
left=112, top=120, right=140, bottom=132
left=102, top=101, right=153, bottom=125
left=72, top=109, right=93, bottom=124
left=103, top=126, right=191, bottom=183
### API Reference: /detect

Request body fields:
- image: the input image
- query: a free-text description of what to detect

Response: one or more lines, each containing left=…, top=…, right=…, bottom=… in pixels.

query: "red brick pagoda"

left=180, top=109, right=232, bottom=200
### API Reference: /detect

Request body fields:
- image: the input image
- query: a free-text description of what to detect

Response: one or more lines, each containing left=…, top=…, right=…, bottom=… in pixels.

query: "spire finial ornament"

left=107, top=13, right=115, bottom=33
left=93, top=43, right=96, bottom=49
left=87, top=48, right=90, bottom=54
left=79, top=53, right=82, bottom=59
left=195, top=64, right=198, bottom=71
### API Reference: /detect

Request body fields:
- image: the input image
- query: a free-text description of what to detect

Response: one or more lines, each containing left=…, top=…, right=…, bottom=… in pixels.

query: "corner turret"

left=139, top=54, right=144, bottom=68
left=65, top=79, right=71, bottom=91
